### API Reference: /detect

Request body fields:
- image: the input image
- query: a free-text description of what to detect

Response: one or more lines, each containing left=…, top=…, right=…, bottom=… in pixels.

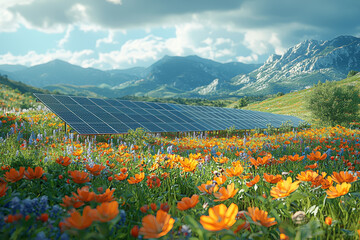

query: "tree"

left=307, top=81, right=360, bottom=126
left=347, top=70, right=359, bottom=78
left=236, top=97, right=248, bottom=108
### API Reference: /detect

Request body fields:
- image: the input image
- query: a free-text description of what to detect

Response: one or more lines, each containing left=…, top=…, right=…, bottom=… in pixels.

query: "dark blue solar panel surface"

left=34, top=93, right=304, bottom=135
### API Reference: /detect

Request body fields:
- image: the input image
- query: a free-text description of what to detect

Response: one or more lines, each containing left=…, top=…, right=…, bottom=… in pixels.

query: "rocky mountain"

left=229, top=35, right=360, bottom=95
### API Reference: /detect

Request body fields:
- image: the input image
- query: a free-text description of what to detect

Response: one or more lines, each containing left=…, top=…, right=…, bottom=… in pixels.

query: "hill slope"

left=242, top=73, right=360, bottom=123
left=0, top=75, right=50, bottom=95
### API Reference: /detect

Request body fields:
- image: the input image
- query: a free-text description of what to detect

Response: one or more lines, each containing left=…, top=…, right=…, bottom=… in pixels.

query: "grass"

left=242, top=73, right=360, bottom=125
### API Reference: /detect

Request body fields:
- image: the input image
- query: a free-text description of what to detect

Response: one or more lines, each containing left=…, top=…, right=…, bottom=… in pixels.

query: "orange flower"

left=200, top=203, right=238, bottom=231
left=150, top=203, right=157, bottom=211
left=4, top=214, right=23, bottom=223
left=320, top=176, right=333, bottom=189
left=263, top=173, right=282, bottom=184
left=56, top=156, right=72, bottom=166
left=128, top=172, right=145, bottom=184
left=296, top=170, right=319, bottom=182
left=331, top=171, right=357, bottom=184
left=214, top=175, right=227, bottom=185
left=179, top=157, right=198, bottom=172
left=140, top=205, right=149, bottom=213
left=213, top=183, right=239, bottom=201
left=69, top=170, right=90, bottom=184
left=131, top=225, right=140, bottom=238
left=307, top=151, right=327, bottom=161
left=305, top=163, right=318, bottom=169
left=37, top=213, right=49, bottom=222
left=1, top=165, right=10, bottom=171
left=177, top=194, right=199, bottom=211
left=5, top=167, right=25, bottom=182
left=250, top=154, right=271, bottom=167
left=24, top=166, right=45, bottom=180
left=85, top=164, right=106, bottom=176
left=62, top=206, right=96, bottom=230
left=95, top=188, right=115, bottom=203
left=60, top=195, right=84, bottom=208
left=226, top=164, right=244, bottom=177
left=73, top=186, right=95, bottom=202
left=213, top=156, right=229, bottom=164
left=325, top=217, right=332, bottom=226
left=93, top=201, right=119, bottom=222
left=270, top=177, right=300, bottom=199
left=280, top=233, right=290, bottom=240
left=139, top=210, right=175, bottom=239
left=72, top=148, right=83, bottom=156
left=326, top=182, right=351, bottom=198
left=0, top=182, right=8, bottom=197
left=246, top=175, right=260, bottom=187
left=247, top=207, right=277, bottom=227
left=114, top=172, right=128, bottom=181
left=198, top=181, right=219, bottom=194
left=288, top=154, right=305, bottom=162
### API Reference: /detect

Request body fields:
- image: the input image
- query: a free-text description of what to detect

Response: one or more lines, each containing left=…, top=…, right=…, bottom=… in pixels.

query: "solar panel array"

left=34, top=93, right=303, bottom=135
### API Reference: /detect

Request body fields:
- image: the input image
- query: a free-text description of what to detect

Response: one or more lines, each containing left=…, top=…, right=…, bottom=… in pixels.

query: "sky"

left=1, top=0, right=360, bottom=70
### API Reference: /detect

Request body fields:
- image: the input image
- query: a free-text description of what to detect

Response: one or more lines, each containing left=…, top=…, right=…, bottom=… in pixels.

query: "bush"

left=235, top=98, right=248, bottom=108
left=307, top=81, right=360, bottom=126
left=347, top=70, right=359, bottom=78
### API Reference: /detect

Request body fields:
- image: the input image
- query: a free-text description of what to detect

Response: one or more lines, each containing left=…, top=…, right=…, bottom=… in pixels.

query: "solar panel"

left=34, top=93, right=304, bottom=135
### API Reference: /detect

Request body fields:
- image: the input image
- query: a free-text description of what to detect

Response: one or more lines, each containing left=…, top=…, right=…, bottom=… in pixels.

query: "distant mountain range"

left=1, top=35, right=359, bottom=98
left=0, top=55, right=260, bottom=98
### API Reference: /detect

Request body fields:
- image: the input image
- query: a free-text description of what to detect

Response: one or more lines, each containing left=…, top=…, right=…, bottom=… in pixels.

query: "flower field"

left=1, top=91, right=360, bottom=239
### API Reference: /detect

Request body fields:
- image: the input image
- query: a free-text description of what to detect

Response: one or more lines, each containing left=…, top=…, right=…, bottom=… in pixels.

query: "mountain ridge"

left=1, top=35, right=359, bottom=98
left=229, top=35, right=360, bottom=95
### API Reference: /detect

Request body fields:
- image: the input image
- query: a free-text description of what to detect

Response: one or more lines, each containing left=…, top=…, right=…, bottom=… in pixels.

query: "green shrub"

left=347, top=70, right=359, bottom=78
left=307, top=81, right=360, bottom=126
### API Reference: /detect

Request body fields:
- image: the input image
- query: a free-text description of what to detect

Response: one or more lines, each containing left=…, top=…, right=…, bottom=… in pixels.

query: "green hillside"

left=0, top=75, right=50, bottom=95
left=0, top=75, right=50, bottom=110
left=242, top=73, right=360, bottom=124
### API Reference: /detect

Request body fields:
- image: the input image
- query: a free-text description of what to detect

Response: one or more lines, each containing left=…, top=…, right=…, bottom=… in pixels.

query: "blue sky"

left=1, top=0, right=360, bottom=70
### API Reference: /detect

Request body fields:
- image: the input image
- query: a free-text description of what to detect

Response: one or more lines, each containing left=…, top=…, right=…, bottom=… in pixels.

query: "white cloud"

left=106, top=0, right=122, bottom=5
left=58, top=25, right=73, bottom=48
left=236, top=54, right=258, bottom=63
left=242, top=31, right=286, bottom=55
left=0, top=9, right=18, bottom=32
left=96, top=31, right=117, bottom=47
left=0, top=49, right=94, bottom=67
left=85, top=35, right=167, bottom=69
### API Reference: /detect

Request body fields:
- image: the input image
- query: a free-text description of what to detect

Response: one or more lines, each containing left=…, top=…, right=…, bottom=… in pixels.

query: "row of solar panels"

left=34, top=93, right=303, bottom=135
